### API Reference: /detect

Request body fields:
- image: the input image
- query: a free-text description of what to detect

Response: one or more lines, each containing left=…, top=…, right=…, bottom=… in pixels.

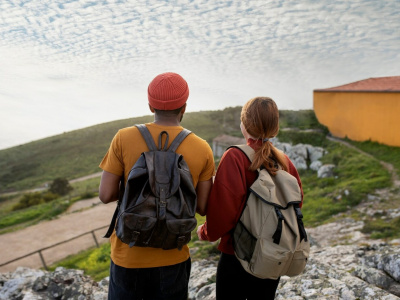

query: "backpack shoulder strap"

left=230, top=145, right=282, bottom=171
left=136, top=124, right=157, bottom=151
left=168, top=129, right=192, bottom=152
left=228, top=145, right=255, bottom=163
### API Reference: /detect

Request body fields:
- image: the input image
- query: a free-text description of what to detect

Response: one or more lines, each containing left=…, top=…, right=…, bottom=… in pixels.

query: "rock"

left=188, top=260, right=217, bottom=300
left=382, top=254, right=400, bottom=282
left=310, top=160, right=322, bottom=171
left=1, top=238, right=399, bottom=300
left=0, top=267, right=107, bottom=300
left=307, top=145, right=326, bottom=162
left=353, top=265, right=400, bottom=297
left=291, top=143, right=308, bottom=160
left=293, top=156, right=308, bottom=170
left=318, top=164, right=336, bottom=178
left=196, top=283, right=216, bottom=300
left=273, top=141, right=292, bottom=154
left=272, top=139, right=328, bottom=171
left=0, top=267, right=45, bottom=300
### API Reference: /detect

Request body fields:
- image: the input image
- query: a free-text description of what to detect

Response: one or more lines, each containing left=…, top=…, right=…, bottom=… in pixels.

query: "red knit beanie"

left=148, top=72, right=189, bottom=110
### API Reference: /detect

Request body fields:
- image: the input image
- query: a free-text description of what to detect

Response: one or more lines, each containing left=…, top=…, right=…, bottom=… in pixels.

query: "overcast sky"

left=0, top=0, right=399, bottom=150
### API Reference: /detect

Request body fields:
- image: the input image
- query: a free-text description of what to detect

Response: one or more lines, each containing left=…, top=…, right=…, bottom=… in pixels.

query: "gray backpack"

left=232, top=145, right=310, bottom=279
left=104, top=124, right=197, bottom=250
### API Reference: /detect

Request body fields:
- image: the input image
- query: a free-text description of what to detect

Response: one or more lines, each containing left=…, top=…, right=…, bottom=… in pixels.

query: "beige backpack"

left=232, top=145, right=310, bottom=279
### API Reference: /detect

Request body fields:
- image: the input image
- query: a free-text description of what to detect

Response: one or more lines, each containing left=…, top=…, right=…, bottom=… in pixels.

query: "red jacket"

left=199, top=139, right=303, bottom=255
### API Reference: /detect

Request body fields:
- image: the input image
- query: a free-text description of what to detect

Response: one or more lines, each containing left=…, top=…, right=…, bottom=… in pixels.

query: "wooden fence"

left=0, top=225, right=108, bottom=271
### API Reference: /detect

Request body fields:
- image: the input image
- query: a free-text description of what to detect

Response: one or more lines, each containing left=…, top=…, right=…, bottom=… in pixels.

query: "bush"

left=12, top=192, right=58, bottom=211
left=50, top=178, right=73, bottom=196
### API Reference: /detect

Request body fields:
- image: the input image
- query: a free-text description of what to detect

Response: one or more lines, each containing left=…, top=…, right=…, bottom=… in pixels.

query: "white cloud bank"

left=0, top=0, right=399, bottom=149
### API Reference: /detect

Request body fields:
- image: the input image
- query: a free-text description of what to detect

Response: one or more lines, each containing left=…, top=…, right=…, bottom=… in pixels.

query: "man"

left=99, top=72, right=215, bottom=299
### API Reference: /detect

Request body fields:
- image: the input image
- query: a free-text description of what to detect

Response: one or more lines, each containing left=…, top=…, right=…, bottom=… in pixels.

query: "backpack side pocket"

left=233, top=220, right=257, bottom=263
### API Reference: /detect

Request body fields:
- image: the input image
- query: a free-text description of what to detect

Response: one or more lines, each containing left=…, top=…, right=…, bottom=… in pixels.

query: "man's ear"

left=148, top=104, right=155, bottom=113
left=180, top=103, right=187, bottom=114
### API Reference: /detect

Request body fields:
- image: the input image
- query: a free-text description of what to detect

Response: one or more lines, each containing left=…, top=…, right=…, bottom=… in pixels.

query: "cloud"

left=0, top=0, right=399, bottom=149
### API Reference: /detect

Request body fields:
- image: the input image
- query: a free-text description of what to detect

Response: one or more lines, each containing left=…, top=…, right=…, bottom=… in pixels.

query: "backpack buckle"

left=177, top=236, right=186, bottom=251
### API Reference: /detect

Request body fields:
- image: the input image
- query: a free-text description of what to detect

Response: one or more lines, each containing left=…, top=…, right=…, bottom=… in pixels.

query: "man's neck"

left=153, top=115, right=181, bottom=126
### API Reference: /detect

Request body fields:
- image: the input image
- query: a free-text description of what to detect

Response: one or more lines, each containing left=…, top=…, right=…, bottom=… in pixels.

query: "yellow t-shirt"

left=99, top=123, right=215, bottom=268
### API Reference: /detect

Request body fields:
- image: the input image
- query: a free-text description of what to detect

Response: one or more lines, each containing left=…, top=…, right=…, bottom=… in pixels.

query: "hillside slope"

left=0, top=107, right=322, bottom=193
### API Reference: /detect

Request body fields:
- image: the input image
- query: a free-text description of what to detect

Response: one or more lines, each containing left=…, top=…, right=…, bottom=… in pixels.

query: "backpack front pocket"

left=164, top=218, right=197, bottom=250
left=116, top=213, right=157, bottom=247
left=250, top=238, right=290, bottom=279
left=285, top=240, right=310, bottom=276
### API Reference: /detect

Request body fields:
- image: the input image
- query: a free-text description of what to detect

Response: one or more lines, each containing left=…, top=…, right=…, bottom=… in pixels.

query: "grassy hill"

left=1, top=107, right=399, bottom=230
left=1, top=107, right=399, bottom=278
left=0, top=107, right=323, bottom=193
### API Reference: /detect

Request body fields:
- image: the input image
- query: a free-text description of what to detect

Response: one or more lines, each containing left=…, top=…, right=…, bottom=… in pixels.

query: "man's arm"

left=99, top=171, right=121, bottom=204
left=196, top=178, right=213, bottom=216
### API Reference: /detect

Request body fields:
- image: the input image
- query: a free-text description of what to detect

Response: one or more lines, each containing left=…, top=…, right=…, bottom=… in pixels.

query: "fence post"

left=92, top=231, right=99, bottom=248
left=38, top=251, right=48, bottom=270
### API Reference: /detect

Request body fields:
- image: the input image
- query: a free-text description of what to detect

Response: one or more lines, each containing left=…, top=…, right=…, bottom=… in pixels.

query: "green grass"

left=69, top=177, right=101, bottom=199
left=48, top=243, right=111, bottom=281
left=0, top=198, right=70, bottom=234
left=300, top=142, right=391, bottom=226
left=278, top=130, right=329, bottom=147
left=279, top=109, right=329, bottom=132
left=346, top=139, right=400, bottom=178
left=362, top=217, right=400, bottom=239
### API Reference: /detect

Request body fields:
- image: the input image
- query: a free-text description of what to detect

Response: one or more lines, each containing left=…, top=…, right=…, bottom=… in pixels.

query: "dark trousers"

left=216, top=253, right=280, bottom=300
left=108, top=258, right=191, bottom=300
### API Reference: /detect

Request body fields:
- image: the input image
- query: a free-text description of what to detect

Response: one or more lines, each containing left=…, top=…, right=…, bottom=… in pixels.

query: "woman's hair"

left=241, top=97, right=288, bottom=175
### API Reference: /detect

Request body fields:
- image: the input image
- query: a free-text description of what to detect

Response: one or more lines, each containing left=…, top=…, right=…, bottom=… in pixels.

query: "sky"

left=0, top=0, right=399, bottom=150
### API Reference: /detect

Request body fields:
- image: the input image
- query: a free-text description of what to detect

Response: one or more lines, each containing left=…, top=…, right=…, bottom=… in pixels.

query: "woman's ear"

left=148, top=104, right=155, bottom=113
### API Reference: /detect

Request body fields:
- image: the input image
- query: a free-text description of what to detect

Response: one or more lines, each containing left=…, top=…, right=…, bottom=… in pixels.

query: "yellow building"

left=313, top=76, right=400, bottom=147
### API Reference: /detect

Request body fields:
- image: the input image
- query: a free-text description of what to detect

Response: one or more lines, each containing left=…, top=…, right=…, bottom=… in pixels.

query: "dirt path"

left=0, top=197, right=115, bottom=273
left=0, top=172, right=103, bottom=197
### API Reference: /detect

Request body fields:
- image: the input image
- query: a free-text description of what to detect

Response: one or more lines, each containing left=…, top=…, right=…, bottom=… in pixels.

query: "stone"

left=307, top=145, right=326, bottom=163
left=195, top=283, right=216, bottom=300
left=188, top=260, right=217, bottom=300
left=318, top=164, right=336, bottom=178
left=293, top=156, right=308, bottom=170
left=382, top=254, right=400, bottom=282
left=310, top=160, right=322, bottom=171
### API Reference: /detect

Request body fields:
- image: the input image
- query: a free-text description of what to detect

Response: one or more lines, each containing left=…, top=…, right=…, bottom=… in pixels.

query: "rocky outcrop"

left=2, top=188, right=399, bottom=300
left=0, top=267, right=108, bottom=300
left=1, top=241, right=399, bottom=300
left=354, top=247, right=400, bottom=297
left=272, top=138, right=335, bottom=178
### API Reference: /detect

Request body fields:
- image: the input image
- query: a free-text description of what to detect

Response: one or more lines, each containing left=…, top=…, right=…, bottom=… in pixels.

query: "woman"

left=197, top=97, right=304, bottom=299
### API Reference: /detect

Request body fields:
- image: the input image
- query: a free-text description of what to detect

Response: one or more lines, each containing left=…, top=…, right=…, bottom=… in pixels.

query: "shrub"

left=50, top=178, right=73, bottom=196
left=12, top=192, right=58, bottom=211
